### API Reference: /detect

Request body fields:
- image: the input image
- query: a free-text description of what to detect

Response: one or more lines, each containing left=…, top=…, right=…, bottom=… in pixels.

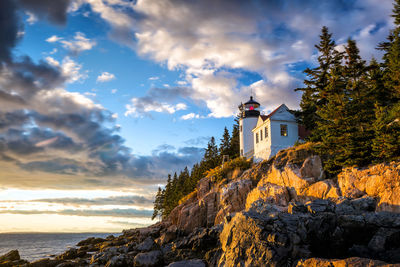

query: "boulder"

left=300, top=179, right=341, bottom=200
left=215, top=179, right=253, bottom=224
left=245, top=182, right=290, bottom=209
left=135, top=237, right=158, bottom=252
left=296, top=257, right=400, bottom=267
left=0, top=250, right=20, bottom=262
left=338, top=163, right=400, bottom=212
left=133, top=250, right=163, bottom=267
left=167, top=259, right=206, bottom=267
left=299, top=155, right=324, bottom=180
left=77, top=237, right=106, bottom=246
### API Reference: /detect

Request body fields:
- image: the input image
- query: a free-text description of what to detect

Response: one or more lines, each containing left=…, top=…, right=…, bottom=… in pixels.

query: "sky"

left=0, top=0, right=395, bottom=232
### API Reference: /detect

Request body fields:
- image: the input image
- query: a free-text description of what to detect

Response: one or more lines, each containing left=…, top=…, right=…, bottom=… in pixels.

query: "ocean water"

left=0, top=233, right=119, bottom=262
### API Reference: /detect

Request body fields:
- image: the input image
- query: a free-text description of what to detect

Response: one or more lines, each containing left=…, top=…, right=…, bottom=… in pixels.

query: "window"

left=265, top=127, right=268, bottom=138
left=260, top=129, right=263, bottom=140
left=256, top=133, right=259, bottom=143
left=280, top=124, right=288, bottom=136
left=240, top=125, right=242, bottom=132
left=240, top=149, right=243, bottom=156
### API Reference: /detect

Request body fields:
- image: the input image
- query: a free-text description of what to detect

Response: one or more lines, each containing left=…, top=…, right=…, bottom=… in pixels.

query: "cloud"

left=2, top=195, right=155, bottom=208
left=45, top=56, right=88, bottom=83
left=111, top=89, right=117, bottom=94
left=180, top=113, right=201, bottom=120
left=148, top=76, right=159, bottom=80
left=97, top=72, right=116, bottom=82
left=0, top=0, right=203, bottom=191
left=25, top=11, right=38, bottom=25
left=125, top=100, right=186, bottom=117
left=18, top=0, right=73, bottom=24
left=0, top=208, right=152, bottom=218
left=46, top=35, right=63, bottom=43
left=72, top=0, right=393, bottom=117
left=124, top=86, right=191, bottom=117
left=46, top=32, right=96, bottom=54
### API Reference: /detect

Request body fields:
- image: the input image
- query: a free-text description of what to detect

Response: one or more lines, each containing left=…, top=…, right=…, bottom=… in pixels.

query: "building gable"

left=269, top=104, right=296, bottom=122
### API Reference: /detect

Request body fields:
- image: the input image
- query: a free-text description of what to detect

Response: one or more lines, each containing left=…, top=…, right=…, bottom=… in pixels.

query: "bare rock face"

left=219, top=199, right=400, bottom=266
left=296, top=257, right=400, bottom=267
left=246, top=154, right=337, bottom=209
left=215, top=179, right=253, bottom=224
left=133, top=250, right=163, bottom=267
left=338, top=162, right=400, bottom=212
left=245, top=182, right=290, bottom=209
left=168, top=175, right=255, bottom=233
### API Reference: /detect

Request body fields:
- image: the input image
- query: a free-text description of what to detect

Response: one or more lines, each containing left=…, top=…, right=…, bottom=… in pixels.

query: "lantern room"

left=238, top=96, right=260, bottom=118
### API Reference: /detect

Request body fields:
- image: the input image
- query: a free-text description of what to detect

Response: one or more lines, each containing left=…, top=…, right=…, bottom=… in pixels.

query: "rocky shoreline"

left=1, top=144, right=400, bottom=266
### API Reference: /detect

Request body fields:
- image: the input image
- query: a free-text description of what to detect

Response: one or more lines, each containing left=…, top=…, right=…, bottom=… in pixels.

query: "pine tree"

left=152, top=187, right=164, bottom=220
left=203, top=137, right=220, bottom=169
left=341, top=39, right=374, bottom=167
left=296, top=26, right=340, bottom=140
left=219, top=127, right=231, bottom=158
left=372, top=0, right=400, bottom=162
left=229, top=118, right=240, bottom=159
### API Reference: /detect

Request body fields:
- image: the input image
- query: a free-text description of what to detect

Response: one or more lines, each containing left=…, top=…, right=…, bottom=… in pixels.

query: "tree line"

left=152, top=121, right=240, bottom=220
left=296, top=0, right=400, bottom=176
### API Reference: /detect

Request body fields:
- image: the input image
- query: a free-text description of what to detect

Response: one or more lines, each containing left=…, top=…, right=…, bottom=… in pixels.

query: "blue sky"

left=0, top=0, right=395, bottom=232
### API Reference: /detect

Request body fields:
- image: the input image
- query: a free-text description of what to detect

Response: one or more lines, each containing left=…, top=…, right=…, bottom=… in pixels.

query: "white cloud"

left=45, top=56, right=60, bottom=67
left=26, top=12, right=38, bottom=25
left=47, top=32, right=96, bottom=54
left=112, top=113, right=118, bottom=119
left=111, top=89, right=118, bottom=94
left=61, top=32, right=96, bottom=54
left=73, top=0, right=394, bottom=118
left=148, top=76, right=159, bottom=80
left=125, top=98, right=187, bottom=117
left=180, top=113, right=200, bottom=120
left=46, top=56, right=88, bottom=83
left=97, top=72, right=116, bottom=82
left=46, top=35, right=63, bottom=43
left=60, top=57, right=88, bottom=83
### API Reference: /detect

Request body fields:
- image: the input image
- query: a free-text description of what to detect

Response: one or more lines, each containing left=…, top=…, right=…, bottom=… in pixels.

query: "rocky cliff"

left=2, top=143, right=400, bottom=266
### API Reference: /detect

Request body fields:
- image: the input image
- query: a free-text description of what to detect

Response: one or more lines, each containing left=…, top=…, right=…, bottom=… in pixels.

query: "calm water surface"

left=0, top=233, right=119, bottom=262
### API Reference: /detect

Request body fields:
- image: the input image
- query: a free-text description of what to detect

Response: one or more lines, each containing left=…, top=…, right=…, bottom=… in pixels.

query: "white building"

left=239, top=97, right=300, bottom=162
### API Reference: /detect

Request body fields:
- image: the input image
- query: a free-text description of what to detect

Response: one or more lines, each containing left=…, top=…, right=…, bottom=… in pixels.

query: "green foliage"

left=205, top=157, right=252, bottom=182
left=296, top=0, right=400, bottom=175
left=152, top=119, right=245, bottom=220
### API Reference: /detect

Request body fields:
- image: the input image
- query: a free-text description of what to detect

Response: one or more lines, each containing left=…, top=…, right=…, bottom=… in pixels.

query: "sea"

left=0, top=233, right=120, bottom=262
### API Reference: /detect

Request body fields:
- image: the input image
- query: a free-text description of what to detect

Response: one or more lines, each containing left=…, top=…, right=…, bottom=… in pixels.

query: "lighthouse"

left=238, top=96, right=260, bottom=159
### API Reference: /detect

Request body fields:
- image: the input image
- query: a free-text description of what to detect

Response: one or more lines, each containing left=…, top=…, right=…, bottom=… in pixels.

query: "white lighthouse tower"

left=239, top=96, right=260, bottom=159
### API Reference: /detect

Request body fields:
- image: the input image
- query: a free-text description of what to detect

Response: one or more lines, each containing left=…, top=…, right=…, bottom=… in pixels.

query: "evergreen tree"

left=203, top=137, right=220, bottom=169
left=341, top=39, right=374, bottom=167
left=296, top=26, right=340, bottom=140
left=229, top=118, right=240, bottom=159
left=219, top=127, right=231, bottom=158
left=373, top=0, right=400, bottom=161
left=152, top=187, right=164, bottom=220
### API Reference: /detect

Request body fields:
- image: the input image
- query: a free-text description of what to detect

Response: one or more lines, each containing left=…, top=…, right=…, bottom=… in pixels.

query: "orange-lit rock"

left=338, top=162, right=400, bottom=212
left=296, top=257, right=400, bottom=267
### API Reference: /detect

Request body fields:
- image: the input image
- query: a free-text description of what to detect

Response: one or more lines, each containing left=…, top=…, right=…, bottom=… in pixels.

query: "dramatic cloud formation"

left=62, top=0, right=393, bottom=117
left=0, top=0, right=395, bottom=189
left=0, top=0, right=203, bottom=190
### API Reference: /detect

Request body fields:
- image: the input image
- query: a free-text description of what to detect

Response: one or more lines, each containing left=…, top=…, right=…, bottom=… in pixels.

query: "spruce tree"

left=219, top=127, right=231, bottom=158
left=296, top=26, right=339, bottom=140
left=152, top=187, right=164, bottom=220
left=229, top=118, right=240, bottom=159
left=341, top=39, right=374, bottom=167
left=372, top=0, right=400, bottom=162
